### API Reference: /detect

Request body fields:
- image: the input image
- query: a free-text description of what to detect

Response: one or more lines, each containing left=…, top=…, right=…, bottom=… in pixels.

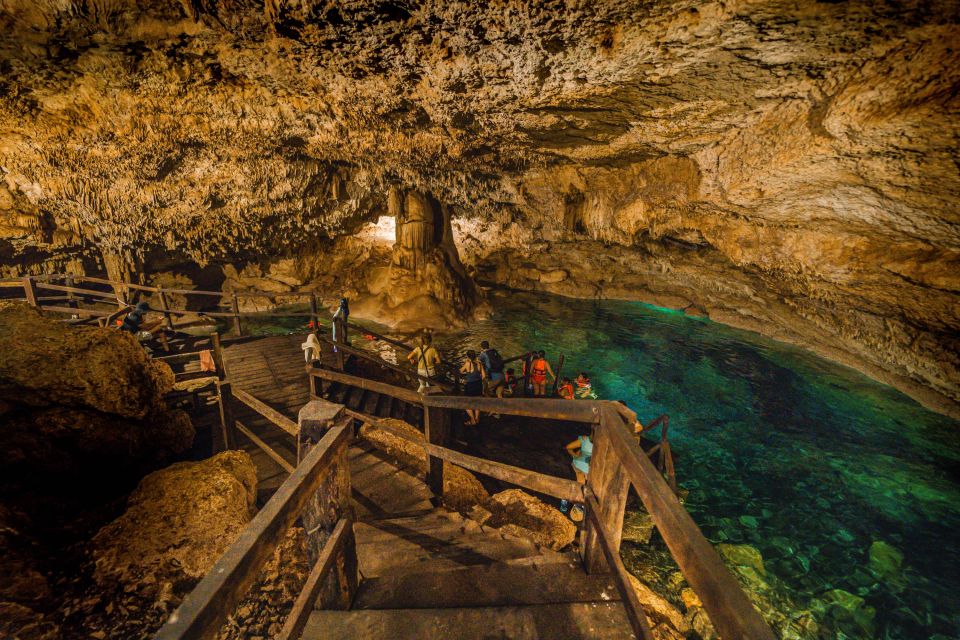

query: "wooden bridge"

left=3, top=273, right=774, bottom=639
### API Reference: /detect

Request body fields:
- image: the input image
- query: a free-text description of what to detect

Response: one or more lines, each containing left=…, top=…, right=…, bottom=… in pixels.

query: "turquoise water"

left=429, top=291, right=960, bottom=639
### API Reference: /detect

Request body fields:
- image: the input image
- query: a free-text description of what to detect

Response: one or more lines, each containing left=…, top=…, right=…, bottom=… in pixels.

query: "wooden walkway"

left=219, top=333, right=633, bottom=639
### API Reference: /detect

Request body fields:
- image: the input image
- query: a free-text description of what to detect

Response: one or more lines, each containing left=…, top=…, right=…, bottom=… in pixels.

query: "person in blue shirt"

left=565, top=434, right=593, bottom=484
left=478, top=340, right=506, bottom=398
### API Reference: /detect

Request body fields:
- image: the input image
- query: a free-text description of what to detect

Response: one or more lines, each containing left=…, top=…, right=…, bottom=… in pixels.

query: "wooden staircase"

left=322, top=379, right=425, bottom=427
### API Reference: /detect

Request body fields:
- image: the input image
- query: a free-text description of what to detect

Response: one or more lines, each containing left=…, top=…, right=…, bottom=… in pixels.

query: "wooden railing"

left=156, top=414, right=356, bottom=640
left=3, top=274, right=323, bottom=334
left=305, top=367, right=775, bottom=640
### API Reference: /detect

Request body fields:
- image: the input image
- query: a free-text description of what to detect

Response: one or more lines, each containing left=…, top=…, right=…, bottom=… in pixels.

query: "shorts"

left=487, top=372, right=505, bottom=389
left=464, top=380, right=484, bottom=397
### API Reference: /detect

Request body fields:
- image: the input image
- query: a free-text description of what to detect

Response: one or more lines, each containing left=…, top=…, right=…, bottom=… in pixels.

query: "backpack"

left=485, top=348, right=504, bottom=373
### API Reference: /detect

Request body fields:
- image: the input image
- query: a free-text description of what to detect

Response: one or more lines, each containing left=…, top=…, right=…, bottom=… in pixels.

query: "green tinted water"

left=437, top=291, right=960, bottom=639
left=244, top=291, right=960, bottom=638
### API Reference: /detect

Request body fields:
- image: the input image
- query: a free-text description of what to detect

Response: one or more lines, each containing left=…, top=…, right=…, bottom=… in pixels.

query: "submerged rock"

left=626, top=574, right=689, bottom=637
left=717, top=543, right=766, bottom=576
left=867, top=540, right=904, bottom=580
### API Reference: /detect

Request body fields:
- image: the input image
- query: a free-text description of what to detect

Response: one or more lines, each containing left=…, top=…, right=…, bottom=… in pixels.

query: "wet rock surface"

left=0, top=1, right=956, bottom=413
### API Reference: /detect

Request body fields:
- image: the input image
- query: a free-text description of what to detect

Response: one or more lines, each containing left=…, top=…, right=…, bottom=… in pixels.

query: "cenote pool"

left=246, top=290, right=960, bottom=639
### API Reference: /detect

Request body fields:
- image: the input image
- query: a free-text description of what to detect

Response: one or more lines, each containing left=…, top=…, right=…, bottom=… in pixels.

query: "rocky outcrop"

left=0, top=1, right=957, bottom=413
left=81, top=451, right=257, bottom=638
left=0, top=302, right=194, bottom=484
left=0, top=302, right=173, bottom=418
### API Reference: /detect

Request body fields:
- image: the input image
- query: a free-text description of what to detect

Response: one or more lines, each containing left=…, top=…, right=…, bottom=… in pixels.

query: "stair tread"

left=352, top=559, right=619, bottom=610
left=302, top=602, right=634, bottom=640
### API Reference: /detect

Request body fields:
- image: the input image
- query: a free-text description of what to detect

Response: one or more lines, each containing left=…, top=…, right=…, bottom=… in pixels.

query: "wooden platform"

left=218, top=333, right=633, bottom=639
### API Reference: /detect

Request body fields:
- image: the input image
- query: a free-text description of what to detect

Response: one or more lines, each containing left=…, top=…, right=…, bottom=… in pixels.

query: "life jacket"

left=576, top=378, right=591, bottom=389
left=559, top=383, right=574, bottom=400
left=532, top=358, right=547, bottom=376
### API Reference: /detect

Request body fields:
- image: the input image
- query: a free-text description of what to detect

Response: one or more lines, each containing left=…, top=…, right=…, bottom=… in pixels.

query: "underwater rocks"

left=867, top=540, right=903, bottom=581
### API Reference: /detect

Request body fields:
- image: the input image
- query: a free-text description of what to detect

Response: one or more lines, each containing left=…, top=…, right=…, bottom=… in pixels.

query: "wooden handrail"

left=583, top=489, right=654, bottom=640
left=277, top=518, right=352, bottom=640
left=234, top=420, right=295, bottom=474
left=155, top=420, right=351, bottom=640
left=310, top=367, right=423, bottom=404
left=423, top=395, right=604, bottom=423
left=600, top=409, right=775, bottom=640
left=348, top=408, right=583, bottom=502
left=233, top=388, right=299, bottom=437
left=317, top=334, right=457, bottom=391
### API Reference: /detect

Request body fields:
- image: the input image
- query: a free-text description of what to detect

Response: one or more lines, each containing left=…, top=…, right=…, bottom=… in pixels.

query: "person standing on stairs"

left=479, top=340, right=506, bottom=399
left=460, top=350, right=485, bottom=426
left=332, top=297, right=349, bottom=351
left=530, top=350, right=556, bottom=397
left=407, top=332, right=442, bottom=393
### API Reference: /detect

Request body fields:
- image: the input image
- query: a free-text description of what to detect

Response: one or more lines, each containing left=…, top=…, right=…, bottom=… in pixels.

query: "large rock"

left=90, top=450, right=257, bottom=594
left=626, top=573, right=689, bottom=638
left=0, top=302, right=173, bottom=418
left=483, top=489, right=576, bottom=551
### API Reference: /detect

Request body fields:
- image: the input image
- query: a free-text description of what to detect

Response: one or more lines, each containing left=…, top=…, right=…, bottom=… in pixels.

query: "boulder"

left=483, top=489, right=576, bottom=551
left=0, top=302, right=174, bottom=418
left=627, top=574, right=689, bottom=635
left=717, top=543, right=766, bottom=576
left=867, top=540, right=903, bottom=579
left=90, top=451, right=257, bottom=595
left=0, top=602, right=59, bottom=640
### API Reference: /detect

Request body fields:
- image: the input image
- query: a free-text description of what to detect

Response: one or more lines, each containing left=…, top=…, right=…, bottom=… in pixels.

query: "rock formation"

left=0, top=1, right=957, bottom=414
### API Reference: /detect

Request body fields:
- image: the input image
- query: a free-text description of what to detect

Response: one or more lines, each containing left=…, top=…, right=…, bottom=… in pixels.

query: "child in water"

left=575, top=372, right=597, bottom=399
left=558, top=377, right=575, bottom=400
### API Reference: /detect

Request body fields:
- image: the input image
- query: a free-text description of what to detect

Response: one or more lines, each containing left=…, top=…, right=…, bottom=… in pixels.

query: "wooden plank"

left=277, top=519, right=351, bottom=640
left=345, top=321, right=413, bottom=352
left=583, top=491, right=654, bottom=640
left=233, top=387, right=298, bottom=437
left=310, top=368, right=422, bottom=405
left=155, top=422, right=351, bottom=640
left=231, top=294, right=243, bottom=336
left=34, top=282, right=118, bottom=299
left=235, top=420, right=295, bottom=473
left=422, top=395, right=602, bottom=423
left=584, top=407, right=631, bottom=574
left=156, top=288, right=176, bottom=330
left=22, top=277, right=38, bottom=306
left=39, top=305, right=112, bottom=317
left=348, top=408, right=583, bottom=503
left=316, top=336, right=455, bottom=391
left=217, top=381, right=238, bottom=451
left=604, top=410, right=776, bottom=640
left=424, top=406, right=449, bottom=499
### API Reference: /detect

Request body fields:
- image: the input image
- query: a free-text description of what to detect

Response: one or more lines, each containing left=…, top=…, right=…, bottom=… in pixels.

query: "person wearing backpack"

left=479, top=340, right=506, bottom=399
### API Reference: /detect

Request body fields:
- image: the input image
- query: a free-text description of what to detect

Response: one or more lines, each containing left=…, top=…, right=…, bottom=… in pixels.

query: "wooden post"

left=298, top=402, right=357, bottom=609
left=334, top=317, right=345, bottom=371
left=424, top=405, right=451, bottom=500
left=65, top=275, right=78, bottom=313
left=157, top=287, right=176, bottom=330
left=309, top=293, right=319, bottom=329
left=216, top=381, right=237, bottom=451
left=211, top=332, right=226, bottom=381
left=230, top=293, right=243, bottom=336
left=583, top=406, right=631, bottom=574
left=21, top=276, right=38, bottom=307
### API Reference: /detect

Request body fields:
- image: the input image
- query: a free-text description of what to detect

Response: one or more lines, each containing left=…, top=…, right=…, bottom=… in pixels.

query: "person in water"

left=558, top=377, right=575, bottom=400
left=565, top=433, right=593, bottom=484
left=331, top=297, right=349, bottom=349
left=460, top=349, right=485, bottom=425
left=575, top=372, right=597, bottom=399
left=479, top=340, right=506, bottom=399
left=529, top=350, right=556, bottom=397
left=407, top=332, right=441, bottom=393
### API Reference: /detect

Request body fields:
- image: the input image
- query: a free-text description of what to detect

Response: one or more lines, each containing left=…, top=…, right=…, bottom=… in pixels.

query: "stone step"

left=352, top=558, right=619, bottom=610
left=301, top=603, right=635, bottom=640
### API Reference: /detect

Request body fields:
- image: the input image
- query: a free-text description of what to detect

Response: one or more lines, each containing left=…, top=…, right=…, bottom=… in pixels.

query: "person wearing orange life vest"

left=575, top=372, right=597, bottom=399
left=558, top=377, right=575, bottom=400
left=529, top=350, right=556, bottom=397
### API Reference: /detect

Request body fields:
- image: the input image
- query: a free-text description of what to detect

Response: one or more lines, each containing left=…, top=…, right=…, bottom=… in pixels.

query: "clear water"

left=429, top=291, right=960, bottom=639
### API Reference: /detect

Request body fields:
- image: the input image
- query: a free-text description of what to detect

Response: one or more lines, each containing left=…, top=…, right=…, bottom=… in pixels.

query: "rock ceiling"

left=0, top=0, right=958, bottom=414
